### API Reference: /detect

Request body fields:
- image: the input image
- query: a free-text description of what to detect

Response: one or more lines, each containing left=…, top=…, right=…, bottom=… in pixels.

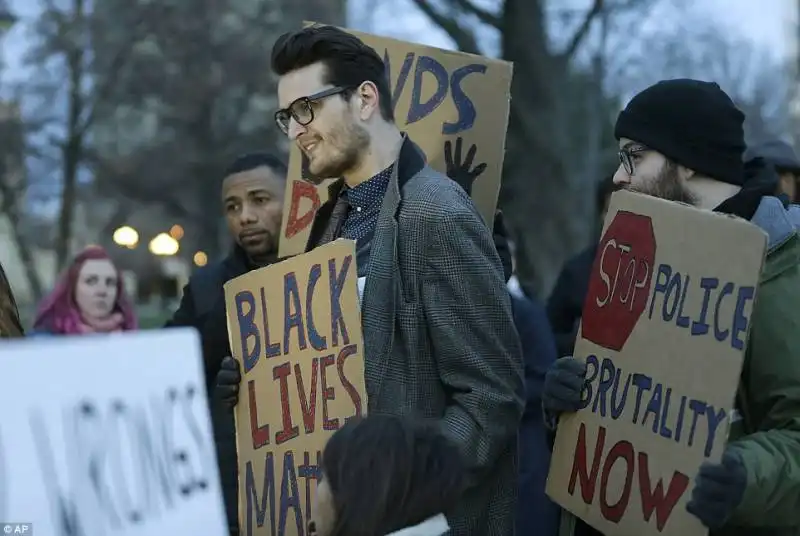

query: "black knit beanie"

left=614, top=79, right=746, bottom=186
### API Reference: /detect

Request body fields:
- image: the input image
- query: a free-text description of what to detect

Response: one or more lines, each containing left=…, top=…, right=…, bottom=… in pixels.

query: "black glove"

left=216, top=356, right=242, bottom=409
left=686, top=448, right=747, bottom=529
left=542, top=357, right=586, bottom=415
left=445, top=137, right=487, bottom=196
left=493, top=210, right=512, bottom=283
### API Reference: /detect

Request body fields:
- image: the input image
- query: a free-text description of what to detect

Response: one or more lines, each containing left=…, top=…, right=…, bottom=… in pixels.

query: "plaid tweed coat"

left=307, top=137, right=525, bottom=536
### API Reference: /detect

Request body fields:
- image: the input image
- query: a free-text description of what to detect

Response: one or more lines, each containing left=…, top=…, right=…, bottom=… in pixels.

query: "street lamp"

left=112, top=226, right=139, bottom=248
left=193, top=251, right=208, bottom=267
left=169, top=224, right=184, bottom=240
left=149, top=232, right=179, bottom=256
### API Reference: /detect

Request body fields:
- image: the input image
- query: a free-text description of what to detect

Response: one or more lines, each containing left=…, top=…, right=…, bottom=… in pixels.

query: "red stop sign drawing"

left=582, top=210, right=657, bottom=351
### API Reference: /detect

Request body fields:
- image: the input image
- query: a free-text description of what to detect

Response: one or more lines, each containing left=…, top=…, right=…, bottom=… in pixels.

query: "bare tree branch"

left=450, top=0, right=501, bottom=29
left=409, top=0, right=482, bottom=54
left=561, top=0, right=603, bottom=59
left=560, top=0, right=657, bottom=60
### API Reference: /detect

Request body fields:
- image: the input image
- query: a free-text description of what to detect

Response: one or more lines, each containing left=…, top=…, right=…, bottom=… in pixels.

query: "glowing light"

left=193, top=251, right=208, bottom=267
left=169, top=224, right=185, bottom=240
left=149, top=233, right=179, bottom=256
left=112, top=226, right=139, bottom=248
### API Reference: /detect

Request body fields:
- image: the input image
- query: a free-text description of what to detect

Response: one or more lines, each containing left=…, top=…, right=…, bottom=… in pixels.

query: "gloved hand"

left=216, top=356, right=242, bottom=409
left=542, top=357, right=587, bottom=415
left=492, top=210, right=512, bottom=283
left=686, top=448, right=747, bottom=529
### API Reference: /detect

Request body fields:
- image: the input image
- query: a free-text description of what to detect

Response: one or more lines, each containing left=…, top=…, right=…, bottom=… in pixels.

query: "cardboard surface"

left=224, top=239, right=367, bottom=536
left=546, top=191, right=768, bottom=536
left=0, top=329, right=228, bottom=535
left=278, top=23, right=513, bottom=258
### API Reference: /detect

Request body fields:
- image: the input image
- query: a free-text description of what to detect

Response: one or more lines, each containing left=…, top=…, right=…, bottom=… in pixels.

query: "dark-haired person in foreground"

left=166, top=152, right=286, bottom=535
left=309, top=415, right=464, bottom=536
left=216, top=25, right=524, bottom=536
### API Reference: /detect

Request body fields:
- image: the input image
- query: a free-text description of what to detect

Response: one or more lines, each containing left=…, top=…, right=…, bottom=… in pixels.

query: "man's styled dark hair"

left=271, top=25, right=395, bottom=123
left=224, top=151, right=287, bottom=177
left=321, top=415, right=464, bottom=536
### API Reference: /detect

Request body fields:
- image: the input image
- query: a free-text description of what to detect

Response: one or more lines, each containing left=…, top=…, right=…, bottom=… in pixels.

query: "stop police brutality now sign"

left=546, top=190, right=767, bottom=536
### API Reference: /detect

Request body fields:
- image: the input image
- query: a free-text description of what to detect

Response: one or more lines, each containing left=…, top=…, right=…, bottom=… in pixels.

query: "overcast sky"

left=347, top=0, right=797, bottom=61
left=2, top=0, right=795, bottom=83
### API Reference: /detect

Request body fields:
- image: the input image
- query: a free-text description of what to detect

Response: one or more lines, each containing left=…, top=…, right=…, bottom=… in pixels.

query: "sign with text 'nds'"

left=0, top=329, right=228, bottom=535
left=278, top=23, right=513, bottom=258
left=546, top=191, right=767, bottom=536
left=224, top=239, right=366, bottom=536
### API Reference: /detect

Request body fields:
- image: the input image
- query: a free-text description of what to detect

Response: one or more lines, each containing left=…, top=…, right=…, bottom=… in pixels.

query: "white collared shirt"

left=357, top=276, right=367, bottom=309
left=385, top=514, right=450, bottom=536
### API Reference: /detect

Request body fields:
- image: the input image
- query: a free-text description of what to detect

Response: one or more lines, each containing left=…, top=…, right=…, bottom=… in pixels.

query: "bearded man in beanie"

left=542, top=79, right=800, bottom=536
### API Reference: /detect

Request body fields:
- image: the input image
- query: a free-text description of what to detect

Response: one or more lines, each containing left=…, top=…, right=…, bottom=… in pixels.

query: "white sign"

left=0, top=329, right=228, bottom=535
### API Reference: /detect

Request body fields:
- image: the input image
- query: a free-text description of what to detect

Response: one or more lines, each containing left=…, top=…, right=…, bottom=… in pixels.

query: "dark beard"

left=303, top=121, right=370, bottom=182
left=631, top=160, right=698, bottom=205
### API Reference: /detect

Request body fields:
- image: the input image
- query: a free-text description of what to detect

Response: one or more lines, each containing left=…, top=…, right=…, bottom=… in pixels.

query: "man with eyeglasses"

left=542, top=79, right=800, bottom=536
left=214, top=24, right=525, bottom=536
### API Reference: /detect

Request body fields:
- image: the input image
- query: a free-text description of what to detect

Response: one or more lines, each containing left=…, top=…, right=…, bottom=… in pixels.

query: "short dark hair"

left=271, top=25, right=394, bottom=122
left=224, top=152, right=287, bottom=177
left=321, top=415, right=464, bottom=536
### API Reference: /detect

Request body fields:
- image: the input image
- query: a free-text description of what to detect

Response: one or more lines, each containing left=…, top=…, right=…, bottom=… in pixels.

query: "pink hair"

left=34, top=245, right=138, bottom=334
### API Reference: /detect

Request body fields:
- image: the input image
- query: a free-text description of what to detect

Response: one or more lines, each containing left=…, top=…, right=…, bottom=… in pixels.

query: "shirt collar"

left=342, top=164, right=393, bottom=210
left=385, top=514, right=450, bottom=536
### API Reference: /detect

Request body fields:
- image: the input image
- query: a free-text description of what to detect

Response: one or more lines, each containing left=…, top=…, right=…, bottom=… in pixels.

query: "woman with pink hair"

left=33, top=245, right=138, bottom=335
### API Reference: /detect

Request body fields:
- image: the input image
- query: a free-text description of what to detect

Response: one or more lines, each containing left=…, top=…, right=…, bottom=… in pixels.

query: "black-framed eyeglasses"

left=618, top=145, right=649, bottom=176
left=274, top=86, right=349, bottom=135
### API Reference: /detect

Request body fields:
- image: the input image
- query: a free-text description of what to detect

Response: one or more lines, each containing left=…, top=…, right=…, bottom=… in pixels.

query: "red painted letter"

left=294, top=359, right=319, bottom=434
left=273, top=362, right=299, bottom=444
left=285, top=180, right=320, bottom=238
left=336, top=344, right=362, bottom=422
left=599, top=440, right=635, bottom=523
left=638, top=452, right=690, bottom=531
left=568, top=423, right=605, bottom=504
left=320, top=354, right=339, bottom=431
left=248, top=380, right=269, bottom=449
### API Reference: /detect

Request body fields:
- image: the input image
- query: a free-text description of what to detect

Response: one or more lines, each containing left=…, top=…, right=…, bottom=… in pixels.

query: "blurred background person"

left=547, top=175, right=617, bottom=357
left=32, top=245, right=137, bottom=335
left=744, top=139, right=800, bottom=203
left=166, top=151, right=286, bottom=536
left=308, top=414, right=465, bottom=536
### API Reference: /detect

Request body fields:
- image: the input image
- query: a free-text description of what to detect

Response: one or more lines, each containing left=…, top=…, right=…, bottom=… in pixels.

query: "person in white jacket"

left=308, top=415, right=464, bottom=536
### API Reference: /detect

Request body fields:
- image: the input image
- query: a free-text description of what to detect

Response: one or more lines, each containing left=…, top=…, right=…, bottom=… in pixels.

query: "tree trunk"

left=55, top=0, right=86, bottom=273
left=499, top=0, right=574, bottom=297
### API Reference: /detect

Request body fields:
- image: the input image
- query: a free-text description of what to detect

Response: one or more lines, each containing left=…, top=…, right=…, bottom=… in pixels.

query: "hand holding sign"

left=686, top=448, right=747, bottom=529
left=445, top=137, right=487, bottom=196
left=216, top=356, right=241, bottom=409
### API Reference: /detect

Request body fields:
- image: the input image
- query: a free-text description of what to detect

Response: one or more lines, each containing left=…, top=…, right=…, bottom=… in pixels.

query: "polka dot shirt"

left=340, top=164, right=393, bottom=245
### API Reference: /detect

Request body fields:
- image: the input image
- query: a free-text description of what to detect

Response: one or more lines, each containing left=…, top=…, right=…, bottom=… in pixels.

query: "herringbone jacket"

left=307, top=137, right=525, bottom=536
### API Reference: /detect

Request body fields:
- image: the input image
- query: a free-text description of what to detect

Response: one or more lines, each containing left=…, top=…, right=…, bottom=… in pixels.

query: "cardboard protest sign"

left=0, top=329, right=228, bottom=535
left=224, top=239, right=367, bottom=536
left=546, top=190, right=768, bottom=536
left=278, top=23, right=513, bottom=258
